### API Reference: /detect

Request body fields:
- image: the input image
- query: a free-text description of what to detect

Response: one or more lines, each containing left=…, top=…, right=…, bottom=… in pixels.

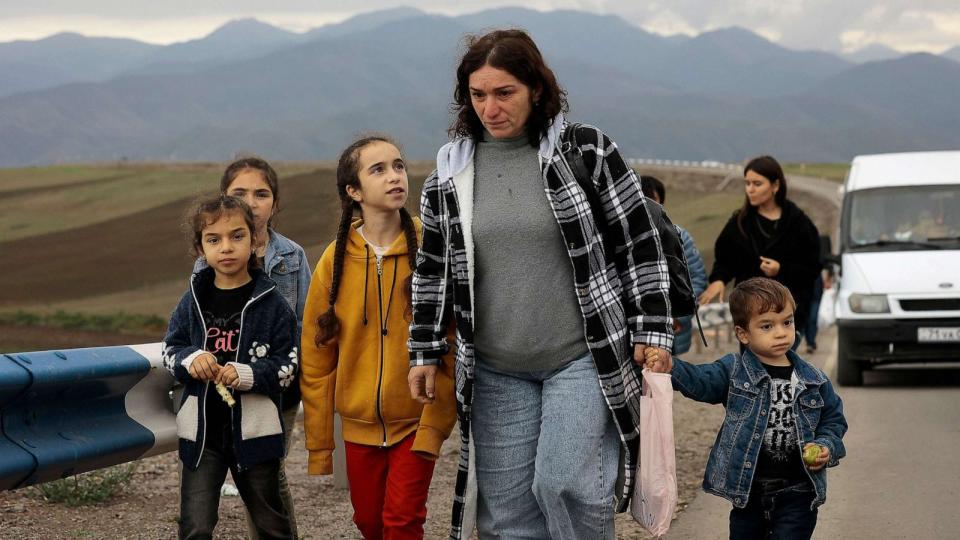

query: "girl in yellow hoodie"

left=300, top=135, right=456, bottom=539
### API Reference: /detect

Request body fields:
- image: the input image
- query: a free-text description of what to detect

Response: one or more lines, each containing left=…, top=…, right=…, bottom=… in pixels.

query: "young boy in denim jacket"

left=659, top=277, right=847, bottom=539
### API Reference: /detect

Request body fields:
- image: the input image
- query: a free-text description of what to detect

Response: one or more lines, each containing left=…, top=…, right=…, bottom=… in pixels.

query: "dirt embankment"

left=0, top=168, right=429, bottom=307
left=0, top=324, right=159, bottom=352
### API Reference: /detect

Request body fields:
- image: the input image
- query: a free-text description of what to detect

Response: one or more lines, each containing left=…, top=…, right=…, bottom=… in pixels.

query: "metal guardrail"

left=0, top=344, right=176, bottom=490
left=627, top=158, right=741, bottom=171
left=691, top=303, right=737, bottom=354
left=0, top=343, right=349, bottom=491
left=697, top=303, right=733, bottom=328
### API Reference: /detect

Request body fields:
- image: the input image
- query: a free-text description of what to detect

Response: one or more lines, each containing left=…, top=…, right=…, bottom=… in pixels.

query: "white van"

left=833, top=151, right=960, bottom=385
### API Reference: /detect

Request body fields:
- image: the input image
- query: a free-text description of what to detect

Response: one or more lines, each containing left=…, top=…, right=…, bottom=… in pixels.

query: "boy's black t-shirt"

left=199, top=279, right=256, bottom=451
left=754, top=363, right=809, bottom=485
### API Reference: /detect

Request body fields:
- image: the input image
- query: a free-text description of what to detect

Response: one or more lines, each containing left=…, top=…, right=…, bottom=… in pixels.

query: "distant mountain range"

left=943, top=45, right=960, bottom=63
left=0, top=7, right=958, bottom=166
left=841, top=43, right=903, bottom=64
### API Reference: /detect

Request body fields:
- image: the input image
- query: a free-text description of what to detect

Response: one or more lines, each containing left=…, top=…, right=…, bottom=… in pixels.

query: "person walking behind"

left=640, top=175, right=708, bottom=356
left=699, top=156, right=822, bottom=348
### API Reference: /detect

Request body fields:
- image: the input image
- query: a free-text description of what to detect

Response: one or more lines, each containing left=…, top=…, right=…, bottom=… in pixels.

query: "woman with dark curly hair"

left=406, top=29, right=674, bottom=539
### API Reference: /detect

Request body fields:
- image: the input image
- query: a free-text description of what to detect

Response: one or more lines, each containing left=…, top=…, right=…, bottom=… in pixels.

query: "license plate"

left=918, top=327, right=960, bottom=342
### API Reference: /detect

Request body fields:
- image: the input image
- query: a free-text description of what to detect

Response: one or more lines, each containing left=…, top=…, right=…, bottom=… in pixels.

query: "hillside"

left=0, top=164, right=428, bottom=308
left=0, top=164, right=741, bottom=317
left=0, top=161, right=840, bottom=355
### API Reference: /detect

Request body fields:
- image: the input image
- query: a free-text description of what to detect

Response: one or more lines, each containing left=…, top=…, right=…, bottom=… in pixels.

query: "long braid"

left=399, top=207, right=419, bottom=320
left=316, top=201, right=354, bottom=346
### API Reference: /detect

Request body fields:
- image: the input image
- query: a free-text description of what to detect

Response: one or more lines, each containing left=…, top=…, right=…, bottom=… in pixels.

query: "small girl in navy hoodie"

left=163, top=194, right=298, bottom=540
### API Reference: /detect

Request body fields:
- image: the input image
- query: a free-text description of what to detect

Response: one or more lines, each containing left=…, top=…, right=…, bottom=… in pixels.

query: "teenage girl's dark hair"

left=185, top=194, right=259, bottom=272
left=737, top=155, right=789, bottom=235
left=640, top=175, right=666, bottom=204
left=450, top=29, right=568, bottom=147
left=315, top=135, right=419, bottom=346
left=220, top=155, right=280, bottom=228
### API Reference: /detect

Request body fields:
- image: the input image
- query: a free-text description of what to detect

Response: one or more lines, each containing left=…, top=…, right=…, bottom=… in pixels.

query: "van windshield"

left=847, top=185, right=960, bottom=250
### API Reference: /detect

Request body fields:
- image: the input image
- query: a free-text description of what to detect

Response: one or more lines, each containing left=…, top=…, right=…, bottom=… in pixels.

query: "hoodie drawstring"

left=362, top=245, right=370, bottom=326
left=362, top=240, right=401, bottom=333
left=382, top=257, right=399, bottom=336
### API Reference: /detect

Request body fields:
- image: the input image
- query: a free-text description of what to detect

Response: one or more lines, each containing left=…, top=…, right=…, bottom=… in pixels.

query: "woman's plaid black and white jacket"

left=408, top=115, right=674, bottom=539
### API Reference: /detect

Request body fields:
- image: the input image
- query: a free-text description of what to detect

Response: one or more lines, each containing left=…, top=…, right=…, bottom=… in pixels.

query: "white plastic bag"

left=631, top=369, right=678, bottom=538
left=818, top=287, right=837, bottom=329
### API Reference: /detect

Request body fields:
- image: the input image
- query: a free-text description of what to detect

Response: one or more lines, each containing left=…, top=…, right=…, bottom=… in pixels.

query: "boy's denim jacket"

left=671, top=349, right=847, bottom=509
left=162, top=267, right=299, bottom=471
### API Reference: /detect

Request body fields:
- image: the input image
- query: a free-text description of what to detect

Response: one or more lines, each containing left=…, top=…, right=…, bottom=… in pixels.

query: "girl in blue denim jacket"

left=193, top=156, right=311, bottom=538
left=164, top=195, right=298, bottom=539
left=660, top=277, right=847, bottom=539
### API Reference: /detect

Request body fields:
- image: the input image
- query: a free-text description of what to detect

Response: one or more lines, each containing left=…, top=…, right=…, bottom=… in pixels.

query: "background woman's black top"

left=709, top=199, right=822, bottom=327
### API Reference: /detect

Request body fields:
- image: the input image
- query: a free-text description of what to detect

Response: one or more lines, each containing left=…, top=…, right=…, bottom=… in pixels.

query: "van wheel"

left=836, top=329, right=863, bottom=386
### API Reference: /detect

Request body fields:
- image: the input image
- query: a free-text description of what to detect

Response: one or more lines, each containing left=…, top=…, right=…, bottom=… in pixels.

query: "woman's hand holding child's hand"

left=189, top=353, right=221, bottom=381
left=803, top=443, right=830, bottom=471
left=636, top=345, right=673, bottom=373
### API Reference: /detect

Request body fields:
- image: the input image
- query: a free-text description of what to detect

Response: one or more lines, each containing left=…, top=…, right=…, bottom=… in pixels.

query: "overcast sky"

left=2, top=0, right=958, bottom=53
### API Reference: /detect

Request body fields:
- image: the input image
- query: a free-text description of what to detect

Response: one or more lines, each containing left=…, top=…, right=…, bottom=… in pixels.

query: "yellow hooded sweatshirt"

left=300, top=218, right=456, bottom=475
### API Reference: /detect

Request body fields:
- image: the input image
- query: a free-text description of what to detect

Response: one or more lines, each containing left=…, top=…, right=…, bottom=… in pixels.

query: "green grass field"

left=0, top=163, right=324, bottom=242
left=0, top=310, right=166, bottom=333
left=783, top=162, right=850, bottom=183
left=665, top=191, right=744, bottom=266
left=0, top=165, right=135, bottom=193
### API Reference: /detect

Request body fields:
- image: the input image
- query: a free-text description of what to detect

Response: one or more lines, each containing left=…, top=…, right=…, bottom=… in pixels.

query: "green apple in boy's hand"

left=804, top=443, right=830, bottom=471
left=802, top=444, right=821, bottom=466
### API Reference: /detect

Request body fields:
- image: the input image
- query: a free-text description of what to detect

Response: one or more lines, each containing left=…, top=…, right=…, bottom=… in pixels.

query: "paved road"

left=790, top=174, right=845, bottom=205
left=666, top=175, right=960, bottom=539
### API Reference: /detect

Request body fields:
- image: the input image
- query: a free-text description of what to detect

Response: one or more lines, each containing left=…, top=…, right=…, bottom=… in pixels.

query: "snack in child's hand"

left=215, top=382, right=236, bottom=407
left=802, top=444, right=821, bottom=466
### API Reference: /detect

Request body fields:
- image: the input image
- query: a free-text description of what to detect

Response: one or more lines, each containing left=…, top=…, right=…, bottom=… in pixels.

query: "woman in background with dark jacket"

left=699, top=156, right=822, bottom=341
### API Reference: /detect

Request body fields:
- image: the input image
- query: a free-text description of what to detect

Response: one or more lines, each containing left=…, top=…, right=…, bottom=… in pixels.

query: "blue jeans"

left=804, top=276, right=824, bottom=349
left=179, top=437, right=291, bottom=540
left=729, top=480, right=818, bottom=540
left=472, top=354, right=619, bottom=540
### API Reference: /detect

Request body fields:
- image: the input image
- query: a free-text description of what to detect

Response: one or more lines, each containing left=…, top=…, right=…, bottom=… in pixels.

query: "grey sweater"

left=472, top=132, right=588, bottom=372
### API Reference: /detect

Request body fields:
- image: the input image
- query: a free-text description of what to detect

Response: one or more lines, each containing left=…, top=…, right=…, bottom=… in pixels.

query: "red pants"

left=344, top=433, right=436, bottom=540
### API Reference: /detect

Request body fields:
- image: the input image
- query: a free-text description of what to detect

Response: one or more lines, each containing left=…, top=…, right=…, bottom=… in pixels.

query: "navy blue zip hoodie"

left=162, top=267, right=299, bottom=471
